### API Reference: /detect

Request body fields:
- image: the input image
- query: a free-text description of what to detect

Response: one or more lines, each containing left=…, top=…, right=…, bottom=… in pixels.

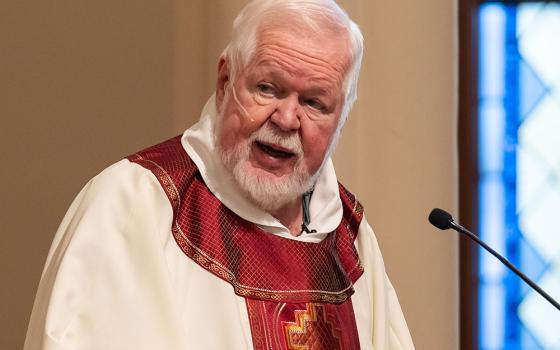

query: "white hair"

left=222, top=0, right=364, bottom=126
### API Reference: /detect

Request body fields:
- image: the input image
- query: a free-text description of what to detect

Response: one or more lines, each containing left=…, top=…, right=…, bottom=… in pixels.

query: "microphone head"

left=429, top=208, right=454, bottom=230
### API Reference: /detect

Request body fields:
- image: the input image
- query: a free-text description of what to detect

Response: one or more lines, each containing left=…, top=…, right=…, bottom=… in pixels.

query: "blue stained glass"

left=478, top=2, right=560, bottom=349
left=518, top=236, right=549, bottom=297
left=519, top=58, right=548, bottom=122
left=479, top=5, right=509, bottom=349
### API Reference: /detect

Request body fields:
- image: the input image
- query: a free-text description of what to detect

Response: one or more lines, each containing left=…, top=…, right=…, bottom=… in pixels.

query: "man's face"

left=215, top=28, right=349, bottom=210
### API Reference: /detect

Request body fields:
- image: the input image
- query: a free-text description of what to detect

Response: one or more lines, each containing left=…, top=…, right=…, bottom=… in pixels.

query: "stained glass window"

left=478, top=2, right=560, bottom=349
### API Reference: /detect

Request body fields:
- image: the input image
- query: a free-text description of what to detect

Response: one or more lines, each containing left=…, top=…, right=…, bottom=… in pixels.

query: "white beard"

left=217, top=120, right=320, bottom=213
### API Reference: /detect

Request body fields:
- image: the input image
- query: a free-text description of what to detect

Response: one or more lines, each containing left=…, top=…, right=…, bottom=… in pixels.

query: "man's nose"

left=270, top=95, right=301, bottom=131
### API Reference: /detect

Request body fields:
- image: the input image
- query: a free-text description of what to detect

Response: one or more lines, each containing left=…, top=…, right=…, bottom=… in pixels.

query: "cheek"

left=302, top=123, right=337, bottom=171
left=219, top=101, right=273, bottom=150
left=218, top=102, right=251, bottom=153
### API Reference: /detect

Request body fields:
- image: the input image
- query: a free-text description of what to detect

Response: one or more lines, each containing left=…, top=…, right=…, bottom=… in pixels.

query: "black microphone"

left=429, top=208, right=560, bottom=311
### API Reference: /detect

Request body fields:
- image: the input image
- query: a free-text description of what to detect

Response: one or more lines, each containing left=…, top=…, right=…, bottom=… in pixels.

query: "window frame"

left=459, top=1, right=560, bottom=349
left=459, top=0, right=480, bottom=349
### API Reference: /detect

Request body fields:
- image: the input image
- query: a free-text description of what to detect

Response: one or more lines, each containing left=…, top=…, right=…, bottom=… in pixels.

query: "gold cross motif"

left=283, top=303, right=342, bottom=350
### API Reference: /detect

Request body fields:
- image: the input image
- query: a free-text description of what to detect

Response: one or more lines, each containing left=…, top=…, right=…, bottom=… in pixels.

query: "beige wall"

left=0, top=1, right=175, bottom=348
left=338, top=1, right=459, bottom=349
left=1, top=1, right=458, bottom=348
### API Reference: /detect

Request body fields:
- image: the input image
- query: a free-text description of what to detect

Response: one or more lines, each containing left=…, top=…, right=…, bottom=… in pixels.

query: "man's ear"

left=216, top=57, right=229, bottom=107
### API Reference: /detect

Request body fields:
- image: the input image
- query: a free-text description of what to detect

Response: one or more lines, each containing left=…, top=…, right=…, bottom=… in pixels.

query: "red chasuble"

left=127, top=136, right=365, bottom=350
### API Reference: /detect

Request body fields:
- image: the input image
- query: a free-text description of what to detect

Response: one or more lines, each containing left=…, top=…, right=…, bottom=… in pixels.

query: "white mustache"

left=250, top=123, right=303, bottom=156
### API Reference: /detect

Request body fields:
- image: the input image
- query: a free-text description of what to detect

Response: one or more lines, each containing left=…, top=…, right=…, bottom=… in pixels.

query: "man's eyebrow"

left=305, top=85, right=334, bottom=96
left=250, top=64, right=339, bottom=97
left=252, top=65, right=291, bottom=80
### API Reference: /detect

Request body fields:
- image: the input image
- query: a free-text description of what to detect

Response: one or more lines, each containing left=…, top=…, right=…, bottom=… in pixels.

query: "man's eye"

left=256, top=83, right=275, bottom=95
left=304, top=99, right=325, bottom=111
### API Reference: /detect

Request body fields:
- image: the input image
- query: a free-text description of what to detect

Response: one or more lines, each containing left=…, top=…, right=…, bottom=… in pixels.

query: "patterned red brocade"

left=246, top=300, right=360, bottom=350
left=128, top=136, right=364, bottom=349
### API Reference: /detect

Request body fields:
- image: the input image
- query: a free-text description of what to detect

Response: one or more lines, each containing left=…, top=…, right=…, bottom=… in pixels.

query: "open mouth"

left=255, top=141, right=296, bottom=159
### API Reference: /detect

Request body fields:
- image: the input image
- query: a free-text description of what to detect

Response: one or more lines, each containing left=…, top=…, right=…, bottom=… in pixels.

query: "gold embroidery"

left=283, top=304, right=342, bottom=350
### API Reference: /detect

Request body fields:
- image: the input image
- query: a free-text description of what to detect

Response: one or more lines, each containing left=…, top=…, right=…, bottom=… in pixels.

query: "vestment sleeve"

left=24, top=160, right=188, bottom=350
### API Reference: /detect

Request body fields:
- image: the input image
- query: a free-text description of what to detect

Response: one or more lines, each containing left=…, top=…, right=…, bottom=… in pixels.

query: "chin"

left=247, top=164, right=293, bottom=181
left=233, top=160, right=314, bottom=213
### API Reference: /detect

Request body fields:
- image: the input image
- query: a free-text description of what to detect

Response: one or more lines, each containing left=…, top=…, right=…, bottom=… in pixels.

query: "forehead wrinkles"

left=251, top=36, right=349, bottom=88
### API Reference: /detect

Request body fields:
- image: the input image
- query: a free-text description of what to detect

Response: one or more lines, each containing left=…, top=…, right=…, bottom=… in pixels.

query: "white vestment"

left=25, top=96, right=414, bottom=350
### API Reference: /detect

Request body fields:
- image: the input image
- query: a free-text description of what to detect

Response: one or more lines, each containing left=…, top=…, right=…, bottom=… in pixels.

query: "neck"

left=271, top=196, right=303, bottom=236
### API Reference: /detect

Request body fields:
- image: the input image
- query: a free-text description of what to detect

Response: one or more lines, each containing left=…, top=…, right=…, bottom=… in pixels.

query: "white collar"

left=181, top=95, right=343, bottom=243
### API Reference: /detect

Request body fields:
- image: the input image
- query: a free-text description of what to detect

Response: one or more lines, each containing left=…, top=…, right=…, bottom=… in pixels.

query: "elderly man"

left=25, top=0, right=414, bottom=349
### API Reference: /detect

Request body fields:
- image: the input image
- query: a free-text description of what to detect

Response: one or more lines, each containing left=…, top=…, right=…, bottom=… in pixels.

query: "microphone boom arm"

left=450, top=221, right=560, bottom=311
